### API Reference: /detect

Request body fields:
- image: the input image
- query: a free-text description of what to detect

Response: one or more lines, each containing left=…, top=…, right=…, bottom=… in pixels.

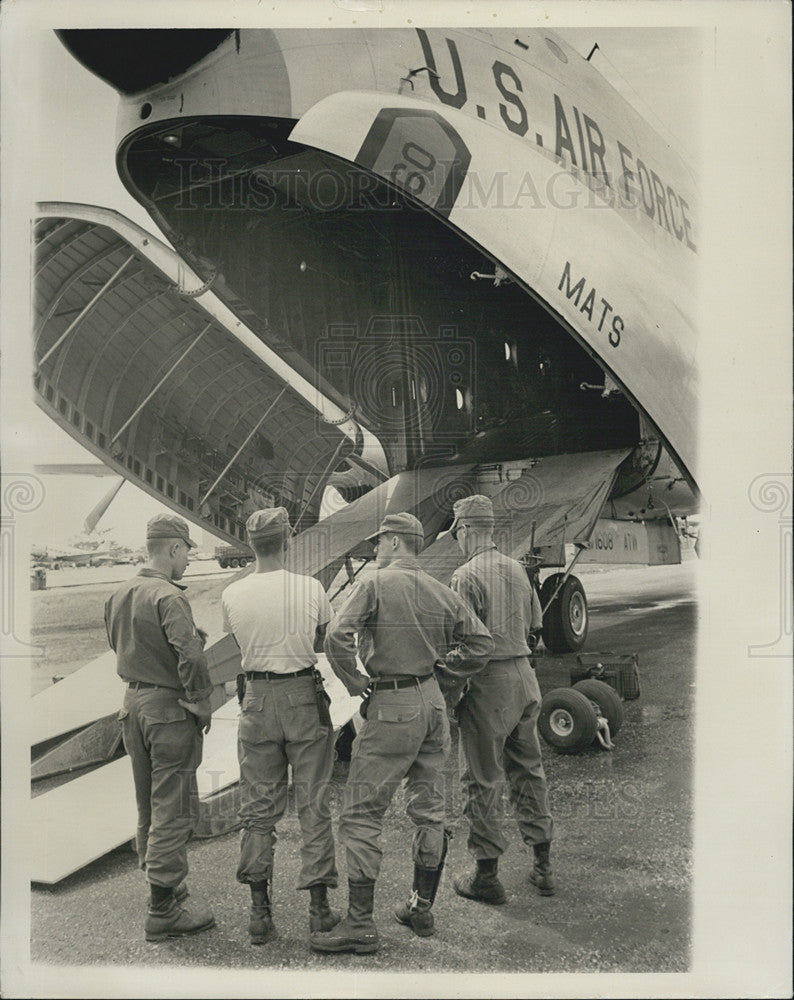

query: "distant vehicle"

left=215, top=544, right=254, bottom=569
left=31, top=543, right=111, bottom=570
left=90, top=549, right=141, bottom=566
left=37, top=26, right=702, bottom=653
left=29, top=26, right=706, bottom=884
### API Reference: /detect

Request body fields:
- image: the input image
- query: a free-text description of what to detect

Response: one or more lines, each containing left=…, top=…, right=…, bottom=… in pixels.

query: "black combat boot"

left=453, top=857, right=506, bottom=905
left=308, top=883, right=342, bottom=933
left=144, top=884, right=215, bottom=942
left=394, top=864, right=441, bottom=936
left=249, top=880, right=274, bottom=945
left=529, top=841, right=555, bottom=896
left=310, top=879, right=379, bottom=954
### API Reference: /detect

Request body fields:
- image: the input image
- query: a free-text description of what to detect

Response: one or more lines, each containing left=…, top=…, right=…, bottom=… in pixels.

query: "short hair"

left=146, top=536, right=180, bottom=557
left=248, top=532, right=286, bottom=559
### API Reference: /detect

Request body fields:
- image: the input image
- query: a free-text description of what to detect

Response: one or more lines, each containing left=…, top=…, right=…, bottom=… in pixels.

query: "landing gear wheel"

left=538, top=688, right=598, bottom=754
left=541, top=574, right=588, bottom=653
left=572, top=679, right=624, bottom=738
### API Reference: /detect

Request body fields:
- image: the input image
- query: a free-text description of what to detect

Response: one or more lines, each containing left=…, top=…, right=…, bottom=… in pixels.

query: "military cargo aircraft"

left=30, top=473, right=125, bottom=568
left=30, top=26, right=699, bottom=881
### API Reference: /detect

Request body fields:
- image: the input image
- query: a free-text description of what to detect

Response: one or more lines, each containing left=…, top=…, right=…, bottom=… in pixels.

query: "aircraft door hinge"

left=470, top=265, right=512, bottom=286
left=579, top=374, right=621, bottom=396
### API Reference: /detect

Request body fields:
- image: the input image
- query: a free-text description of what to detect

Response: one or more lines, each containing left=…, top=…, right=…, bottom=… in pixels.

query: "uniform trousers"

left=236, top=672, right=338, bottom=889
left=120, top=685, right=203, bottom=888
left=457, top=656, right=554, bottom=859
left=339, top=674, right=451, bottom=882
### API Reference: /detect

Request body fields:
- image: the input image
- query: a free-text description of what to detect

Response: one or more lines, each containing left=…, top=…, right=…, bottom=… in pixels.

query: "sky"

left=15, top=23, right=703, bottom=548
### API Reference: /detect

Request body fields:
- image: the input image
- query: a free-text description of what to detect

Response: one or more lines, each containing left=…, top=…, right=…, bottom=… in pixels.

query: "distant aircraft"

left=31, top=542, right=108, bottom=570
left=34, top=26, right=699, bottom=651
left=30, top=472, right=126, bottom=567
left=30, top=26, right=701, bottom=882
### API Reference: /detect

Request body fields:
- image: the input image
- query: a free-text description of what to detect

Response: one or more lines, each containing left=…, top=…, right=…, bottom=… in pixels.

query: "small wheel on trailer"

left=541, top=574, right=588, bottom=653
left=572, top=678, right=624, bottom=738
left=538, top=688, right=598, bottom=754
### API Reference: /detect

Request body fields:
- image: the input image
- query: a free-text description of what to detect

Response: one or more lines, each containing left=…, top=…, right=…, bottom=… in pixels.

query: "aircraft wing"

left=290, top=91, right=698, bottom=487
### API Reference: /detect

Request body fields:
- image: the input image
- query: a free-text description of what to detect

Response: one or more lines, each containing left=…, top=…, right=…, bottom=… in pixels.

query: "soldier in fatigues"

left=222, top=508, right=340, bottom=944
left=311, top=513, right=493, bottom=954
left=104, top=514, right=215, bottom=942
left=447, top=495, right=555, bottom=904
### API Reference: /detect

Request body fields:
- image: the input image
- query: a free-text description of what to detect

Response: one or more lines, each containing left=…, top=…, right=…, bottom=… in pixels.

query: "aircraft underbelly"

left=289, top=92, right=698, bottom=486
left=417, top=448, right=631, bottom=580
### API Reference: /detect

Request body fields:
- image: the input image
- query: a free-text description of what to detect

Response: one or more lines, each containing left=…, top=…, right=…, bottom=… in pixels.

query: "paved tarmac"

left=30, top=558, right=696, bottom=974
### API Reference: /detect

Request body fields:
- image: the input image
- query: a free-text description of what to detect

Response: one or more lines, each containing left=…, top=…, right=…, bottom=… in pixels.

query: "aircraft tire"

left=572, top=679, right=624, bottom=737
left=538, top=688, right=598, bottom=753
left=541, top=574, right=588, bottom=652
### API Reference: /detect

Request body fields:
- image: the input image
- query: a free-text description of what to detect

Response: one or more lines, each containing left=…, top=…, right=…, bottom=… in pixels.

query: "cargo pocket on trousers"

left=239, top=695, right=267, bottom=745
left=371, top=704, right=422, bottom=756
left=285, top=689, right=325, bottom=740
left=142, top=703, right=194, bottom=766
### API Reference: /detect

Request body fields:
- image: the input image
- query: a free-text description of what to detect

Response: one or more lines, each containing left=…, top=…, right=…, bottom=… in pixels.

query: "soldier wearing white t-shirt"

left=222, top=507, right=340, bottom=945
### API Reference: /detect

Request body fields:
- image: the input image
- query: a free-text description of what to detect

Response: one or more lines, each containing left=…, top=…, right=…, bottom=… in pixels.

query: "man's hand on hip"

left=179, top=697, right=212, bottom=734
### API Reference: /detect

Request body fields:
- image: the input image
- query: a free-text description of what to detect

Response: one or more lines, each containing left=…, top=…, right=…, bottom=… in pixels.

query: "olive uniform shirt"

left=450, top=545, right=541, bottom=658
left=104, top=568, right=213, bottom=702
left=325, top=557, right=494, bottom=698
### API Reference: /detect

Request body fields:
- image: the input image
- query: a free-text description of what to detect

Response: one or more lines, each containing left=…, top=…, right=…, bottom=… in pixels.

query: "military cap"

left=365, top=511, right=425, bottom=543
left=146, top=513, right=197, bottom=548
left=246, top=506, right=291, bottom=541
left=450, top=494, right=495, bottom=536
